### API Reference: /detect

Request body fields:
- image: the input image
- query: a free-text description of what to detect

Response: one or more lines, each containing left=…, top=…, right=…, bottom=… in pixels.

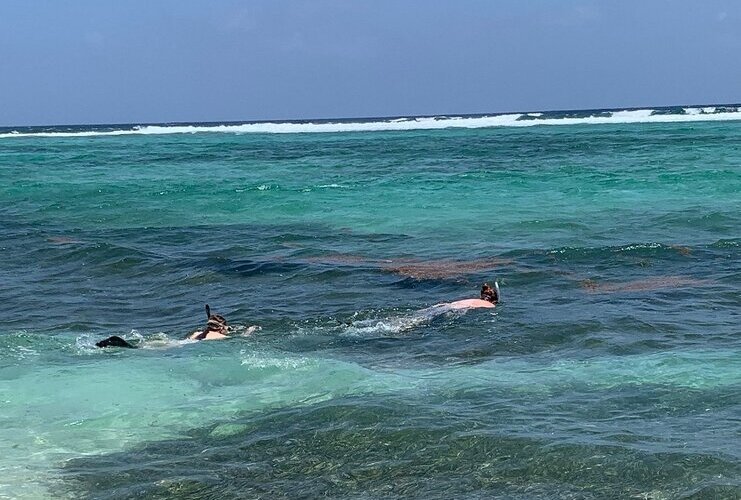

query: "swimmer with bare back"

left=444, top=282, right=500, bottom=310
left=96, top=304, right=240, bottom=348
left=188, top=304, right=231, bottom=340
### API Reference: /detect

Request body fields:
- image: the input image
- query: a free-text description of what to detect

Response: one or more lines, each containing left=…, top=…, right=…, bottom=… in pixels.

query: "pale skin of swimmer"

left=188, top=305, right=240, bottom=340
left=188, top=323, right=258, bottom=340
left=436, top=283, right=499, bottom=309
left=445, top=298, right=495, bottom=309
left=189, top=313, right=230, bottom=340
left=188, top=329, right=230, bottom=340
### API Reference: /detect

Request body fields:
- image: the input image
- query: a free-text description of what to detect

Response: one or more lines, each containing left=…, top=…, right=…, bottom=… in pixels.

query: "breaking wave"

left=2, top=105, right=741, bottom=138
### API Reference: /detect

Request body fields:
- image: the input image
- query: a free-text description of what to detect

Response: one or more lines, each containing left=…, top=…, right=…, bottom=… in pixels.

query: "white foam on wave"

left=2, top=106, right=741, bottom=139
left=684, top=106, right=718, bottom=115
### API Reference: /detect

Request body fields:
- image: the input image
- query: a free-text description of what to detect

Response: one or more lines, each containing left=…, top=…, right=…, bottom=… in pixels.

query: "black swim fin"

left=96, top=335, right=136, bottom=348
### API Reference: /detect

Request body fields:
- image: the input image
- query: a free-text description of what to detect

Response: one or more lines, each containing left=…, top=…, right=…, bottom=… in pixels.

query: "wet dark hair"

left=480, top=283, right=498, bottom=304
left=204, top=305, right=227, bottom=327
left=208, top=314, right=227, bottom=327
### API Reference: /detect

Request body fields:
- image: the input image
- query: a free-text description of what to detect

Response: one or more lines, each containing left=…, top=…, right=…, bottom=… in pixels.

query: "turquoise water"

left=1, top=112, right=740, bottom=498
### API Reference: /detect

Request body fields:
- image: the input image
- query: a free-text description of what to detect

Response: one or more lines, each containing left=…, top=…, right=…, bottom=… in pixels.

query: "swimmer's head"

left=205, top=318, right=228, bottom=333
left=209, top=313, right=227, bottom=326
left=204, top=304, right=229, bottom=333
left=480, top=282, right=499, bottom=304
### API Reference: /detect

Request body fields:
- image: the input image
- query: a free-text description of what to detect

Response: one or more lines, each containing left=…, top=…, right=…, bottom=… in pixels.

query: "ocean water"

left=1, top=106, right=739, bottom=499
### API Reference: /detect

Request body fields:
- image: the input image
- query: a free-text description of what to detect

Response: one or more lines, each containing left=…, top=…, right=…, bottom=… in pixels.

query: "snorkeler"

left=95, top=304, right=233, bottom=348
left=444, top=281, right=500, bottom=310
left=187, top=304, right=231, bottom=340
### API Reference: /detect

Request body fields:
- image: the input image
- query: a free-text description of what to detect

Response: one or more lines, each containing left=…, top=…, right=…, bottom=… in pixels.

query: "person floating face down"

left=96, top=304, right=231, bottom=348
left=443, top=281, right=500, bottom=310
left=188, top=305, right=231, bottom=340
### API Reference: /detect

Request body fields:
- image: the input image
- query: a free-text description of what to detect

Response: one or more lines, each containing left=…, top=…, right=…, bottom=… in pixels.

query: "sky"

left=1, top=0, right=740, bottom=126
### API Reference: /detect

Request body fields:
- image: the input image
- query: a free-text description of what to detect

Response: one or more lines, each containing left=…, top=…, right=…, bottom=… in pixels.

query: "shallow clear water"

left=1, top=116, right=739, bottom=498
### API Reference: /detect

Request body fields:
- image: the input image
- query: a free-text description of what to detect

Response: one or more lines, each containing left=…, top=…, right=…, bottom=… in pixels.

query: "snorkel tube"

left=494, top=281, right=501, bottom=303
left=193, top=304, right=213, bottom=340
